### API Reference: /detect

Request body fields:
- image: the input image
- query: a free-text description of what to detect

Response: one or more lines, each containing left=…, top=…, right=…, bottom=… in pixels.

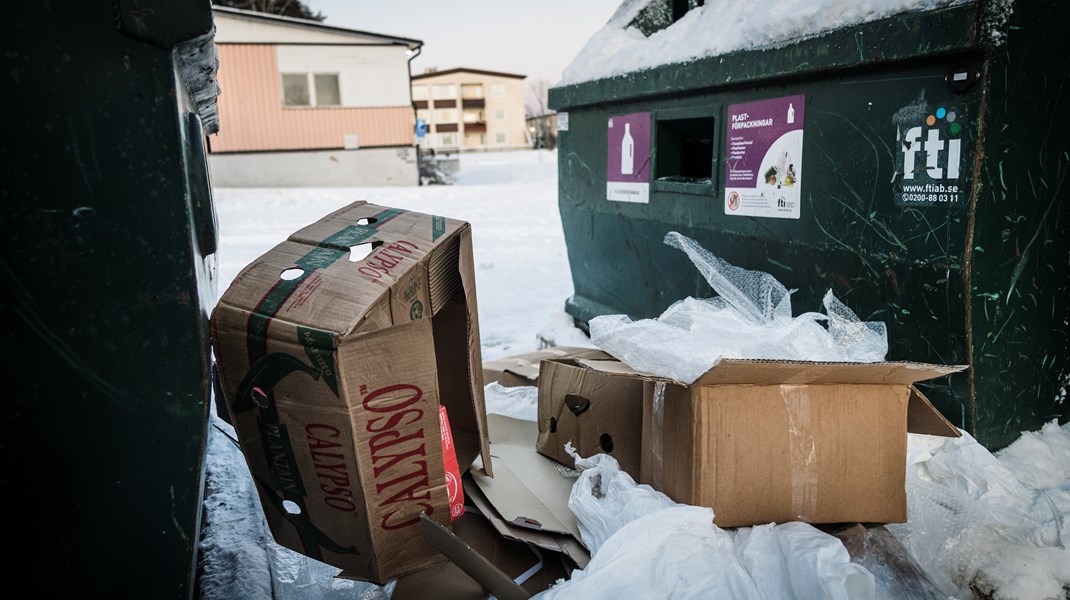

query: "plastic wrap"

left=887, top=427, right=1070, bottom=599
left=589, top=232, right=888, bottom=384
left=544, top=449, right=878, bottom=600
left=483, top=382, right=539, bottom=421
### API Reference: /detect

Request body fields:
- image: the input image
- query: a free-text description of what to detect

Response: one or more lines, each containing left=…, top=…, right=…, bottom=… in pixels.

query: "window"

left=314, top=74, right=341, bottom=106
left=491, top=83, right=506, bottom=98
left=416, top=108, right=430, bottom=122
left=495, top=133, right=506, bottom=144
left=463, top=110, right=484, bottom=123
left=282, top=73, right=310, bottom=107
left=494, top=108, right=505, bottom=121
left=439, top=132, right=457, bottom=146
left=432, top=84, right=456, bottom=99
left=282, top=73, right=341, bottom=107
left=412, top=85, right=428, bottom=100
left=434, top=109, right=458, bottom=123
left=461, top=84, right=483, bottom=99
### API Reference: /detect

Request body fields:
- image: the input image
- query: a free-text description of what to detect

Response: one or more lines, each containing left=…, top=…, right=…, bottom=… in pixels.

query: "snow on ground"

left=200, top=149, right=1068, bottom=600
left=212, top=149, right=580, bottom=362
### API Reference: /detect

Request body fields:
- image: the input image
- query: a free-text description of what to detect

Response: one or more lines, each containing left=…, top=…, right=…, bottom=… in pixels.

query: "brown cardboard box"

left=210, top=201, right=491, bottom=583
left=577, top=358, right=966, bottom=527
left=483, top=346, right=604, bottom=387
left=535, top=354, right=645, bottom=478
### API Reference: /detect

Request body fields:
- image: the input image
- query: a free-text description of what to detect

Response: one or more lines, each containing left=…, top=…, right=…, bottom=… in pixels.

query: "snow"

left=561, top=0, right=982, bottom=85
left=200, top=149, right=1068, bottom=599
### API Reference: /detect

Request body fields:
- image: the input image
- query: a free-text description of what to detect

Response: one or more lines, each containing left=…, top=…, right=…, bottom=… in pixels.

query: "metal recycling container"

left=548, top=0, right=1069, bottom=450
left=1, top=1, right=219, bottom=596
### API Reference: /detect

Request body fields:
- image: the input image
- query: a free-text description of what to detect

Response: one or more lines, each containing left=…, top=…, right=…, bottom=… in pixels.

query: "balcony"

left=462, top=98, right=485, bottom=108
left=463, top=122, right=486, bottom=133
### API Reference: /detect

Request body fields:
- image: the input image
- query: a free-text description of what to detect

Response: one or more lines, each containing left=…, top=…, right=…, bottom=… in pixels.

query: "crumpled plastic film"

left=540, top=449, right=877, bottom=600
left=664, top=231, right=793, bottom=325
left=589, top=232, right=889, bottom=384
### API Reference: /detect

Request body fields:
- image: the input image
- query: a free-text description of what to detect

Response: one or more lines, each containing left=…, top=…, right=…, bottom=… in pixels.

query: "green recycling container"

left=549, top=0, right=1069, bottom=450
left=1, top=1, right=219, bottom=596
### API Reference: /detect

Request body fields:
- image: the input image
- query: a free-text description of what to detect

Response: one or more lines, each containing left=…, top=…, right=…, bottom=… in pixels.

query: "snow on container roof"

left=560, top=0, right=1012, bottom=86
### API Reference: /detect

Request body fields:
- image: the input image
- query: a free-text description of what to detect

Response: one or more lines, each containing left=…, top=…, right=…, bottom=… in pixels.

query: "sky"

left=200, top=151, right=1069, bottom=600
left=304, top=0, right=622, bottom=84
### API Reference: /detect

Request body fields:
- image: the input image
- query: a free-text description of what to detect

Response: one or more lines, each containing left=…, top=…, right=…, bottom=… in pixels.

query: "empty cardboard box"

left=536, top=354, right=645, bottom=478
left=211, top=201, right=491, bottom=583
left=577, top=358, right=966, bottom=527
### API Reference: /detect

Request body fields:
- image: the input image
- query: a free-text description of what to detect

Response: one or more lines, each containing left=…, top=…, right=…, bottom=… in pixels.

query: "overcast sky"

left=305, top=0, right=622, bottom=84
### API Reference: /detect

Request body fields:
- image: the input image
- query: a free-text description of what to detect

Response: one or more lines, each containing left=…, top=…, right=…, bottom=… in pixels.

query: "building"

left=411, top=68, right=528, bottom=152
left=209, top=7, right=422, bottom=186
left=526, top=112, right=558, bottom=150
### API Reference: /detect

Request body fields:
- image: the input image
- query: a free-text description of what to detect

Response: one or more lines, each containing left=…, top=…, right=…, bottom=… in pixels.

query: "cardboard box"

left=483, top=346, right=603, bottom=387
left=210, top=201, right=491, bottom=583
left=577, top=358, right=966, bottom=527
left=535, top=354, right=645, bottom=478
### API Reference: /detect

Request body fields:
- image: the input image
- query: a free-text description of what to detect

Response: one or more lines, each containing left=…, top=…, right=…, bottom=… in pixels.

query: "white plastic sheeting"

left=889, top=423, right=1070, bottom=599
left=589, top=232, right=887, bottom=383
left=536, top=448, right=876, bottom=599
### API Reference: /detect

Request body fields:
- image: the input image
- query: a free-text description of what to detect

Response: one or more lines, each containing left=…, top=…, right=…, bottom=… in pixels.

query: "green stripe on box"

left=432, top=216, right=446, bottom=241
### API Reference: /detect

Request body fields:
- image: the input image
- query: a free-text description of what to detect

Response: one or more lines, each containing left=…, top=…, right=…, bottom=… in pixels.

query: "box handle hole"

left=279, top=267, right=304, bottom=281
left=349, top=241, right=383, bottom=262
left=282, top=500, right=301, bottom=515
left=356, top=217, right=377, bottom=225
left=565, top=394, right=591, bottom=416
left=600, top=433, right=614, bottom=453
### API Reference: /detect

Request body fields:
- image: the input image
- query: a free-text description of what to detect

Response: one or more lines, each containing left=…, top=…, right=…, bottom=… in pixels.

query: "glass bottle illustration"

left=787, top=103, right=795, bottom=124
left=621, top=123, right=635, bottom=175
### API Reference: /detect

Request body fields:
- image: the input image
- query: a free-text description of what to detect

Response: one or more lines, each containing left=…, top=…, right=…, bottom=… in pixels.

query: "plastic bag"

left=540, top=449, right=876, bottom=599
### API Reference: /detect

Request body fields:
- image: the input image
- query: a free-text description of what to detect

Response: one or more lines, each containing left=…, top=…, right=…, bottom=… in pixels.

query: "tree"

left=525, top=78, right=552, bottom=118
left=212, top=0, right=325, bottom=22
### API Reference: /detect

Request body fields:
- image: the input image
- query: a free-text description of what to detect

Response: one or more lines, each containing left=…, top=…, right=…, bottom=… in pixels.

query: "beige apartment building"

left=411, top=68, right=528, bottom=152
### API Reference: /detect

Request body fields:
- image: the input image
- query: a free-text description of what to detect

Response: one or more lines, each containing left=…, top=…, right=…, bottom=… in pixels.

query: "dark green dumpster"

left=549, top=0, right=1069, bottom=450
left=1, top=1, right=219, bottom=596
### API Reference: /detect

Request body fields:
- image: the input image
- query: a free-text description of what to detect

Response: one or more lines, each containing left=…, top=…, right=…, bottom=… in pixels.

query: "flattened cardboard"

left=464, top=476, right=589, bottom=569
left=483, top=346, right=604, bottom=387
left=536, top=356, right=645, bottom=478
left=210, top=201, right=491, bottom=583
left=575, top=358, right=969, bottom=527
left=468, top=415, right=591, bottom=568
left=471, top=415, right=580, bottom=538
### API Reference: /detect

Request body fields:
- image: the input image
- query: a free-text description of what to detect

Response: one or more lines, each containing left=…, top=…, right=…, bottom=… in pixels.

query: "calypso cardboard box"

left=535, top=353, right=645, bottom=478
left=576, top=358, right=966, bottom=527
left=210, top=201, right=491, bottom=583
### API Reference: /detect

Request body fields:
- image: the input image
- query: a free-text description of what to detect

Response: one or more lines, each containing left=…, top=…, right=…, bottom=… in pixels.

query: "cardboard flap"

left=907, top=386, right=962, bottom=437
left=464, top=477, right=590, bottom=569
left=470, top=415, right=582, bottom=541
left=576, top=359, right=664, bottom=380
left=419, top=514, right=531, bottom=600
left=694, top=359, right=968, bottom=386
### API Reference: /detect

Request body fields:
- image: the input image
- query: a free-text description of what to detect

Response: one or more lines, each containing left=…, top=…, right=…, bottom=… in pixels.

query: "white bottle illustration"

left=621, top=123, right=635, bottom=175
left=787, top=103, right=795, bottom=124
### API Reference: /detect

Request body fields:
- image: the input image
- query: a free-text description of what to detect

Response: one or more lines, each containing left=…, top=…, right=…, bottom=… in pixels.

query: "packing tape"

left=782, top=385, right=817, bottom=520
left=649, top=381, right=667, bottom=490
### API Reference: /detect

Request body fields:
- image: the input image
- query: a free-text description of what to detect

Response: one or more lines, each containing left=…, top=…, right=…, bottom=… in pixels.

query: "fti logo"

left=895, top=103, right=967, bottom=206
left=901, top=106, right=962, bottom=180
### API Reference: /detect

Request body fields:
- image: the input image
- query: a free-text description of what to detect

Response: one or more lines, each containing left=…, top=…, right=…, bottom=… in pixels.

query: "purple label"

left=725, top=95, right=804, bottom=188
left=607, top=112, right=650, bottom=183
